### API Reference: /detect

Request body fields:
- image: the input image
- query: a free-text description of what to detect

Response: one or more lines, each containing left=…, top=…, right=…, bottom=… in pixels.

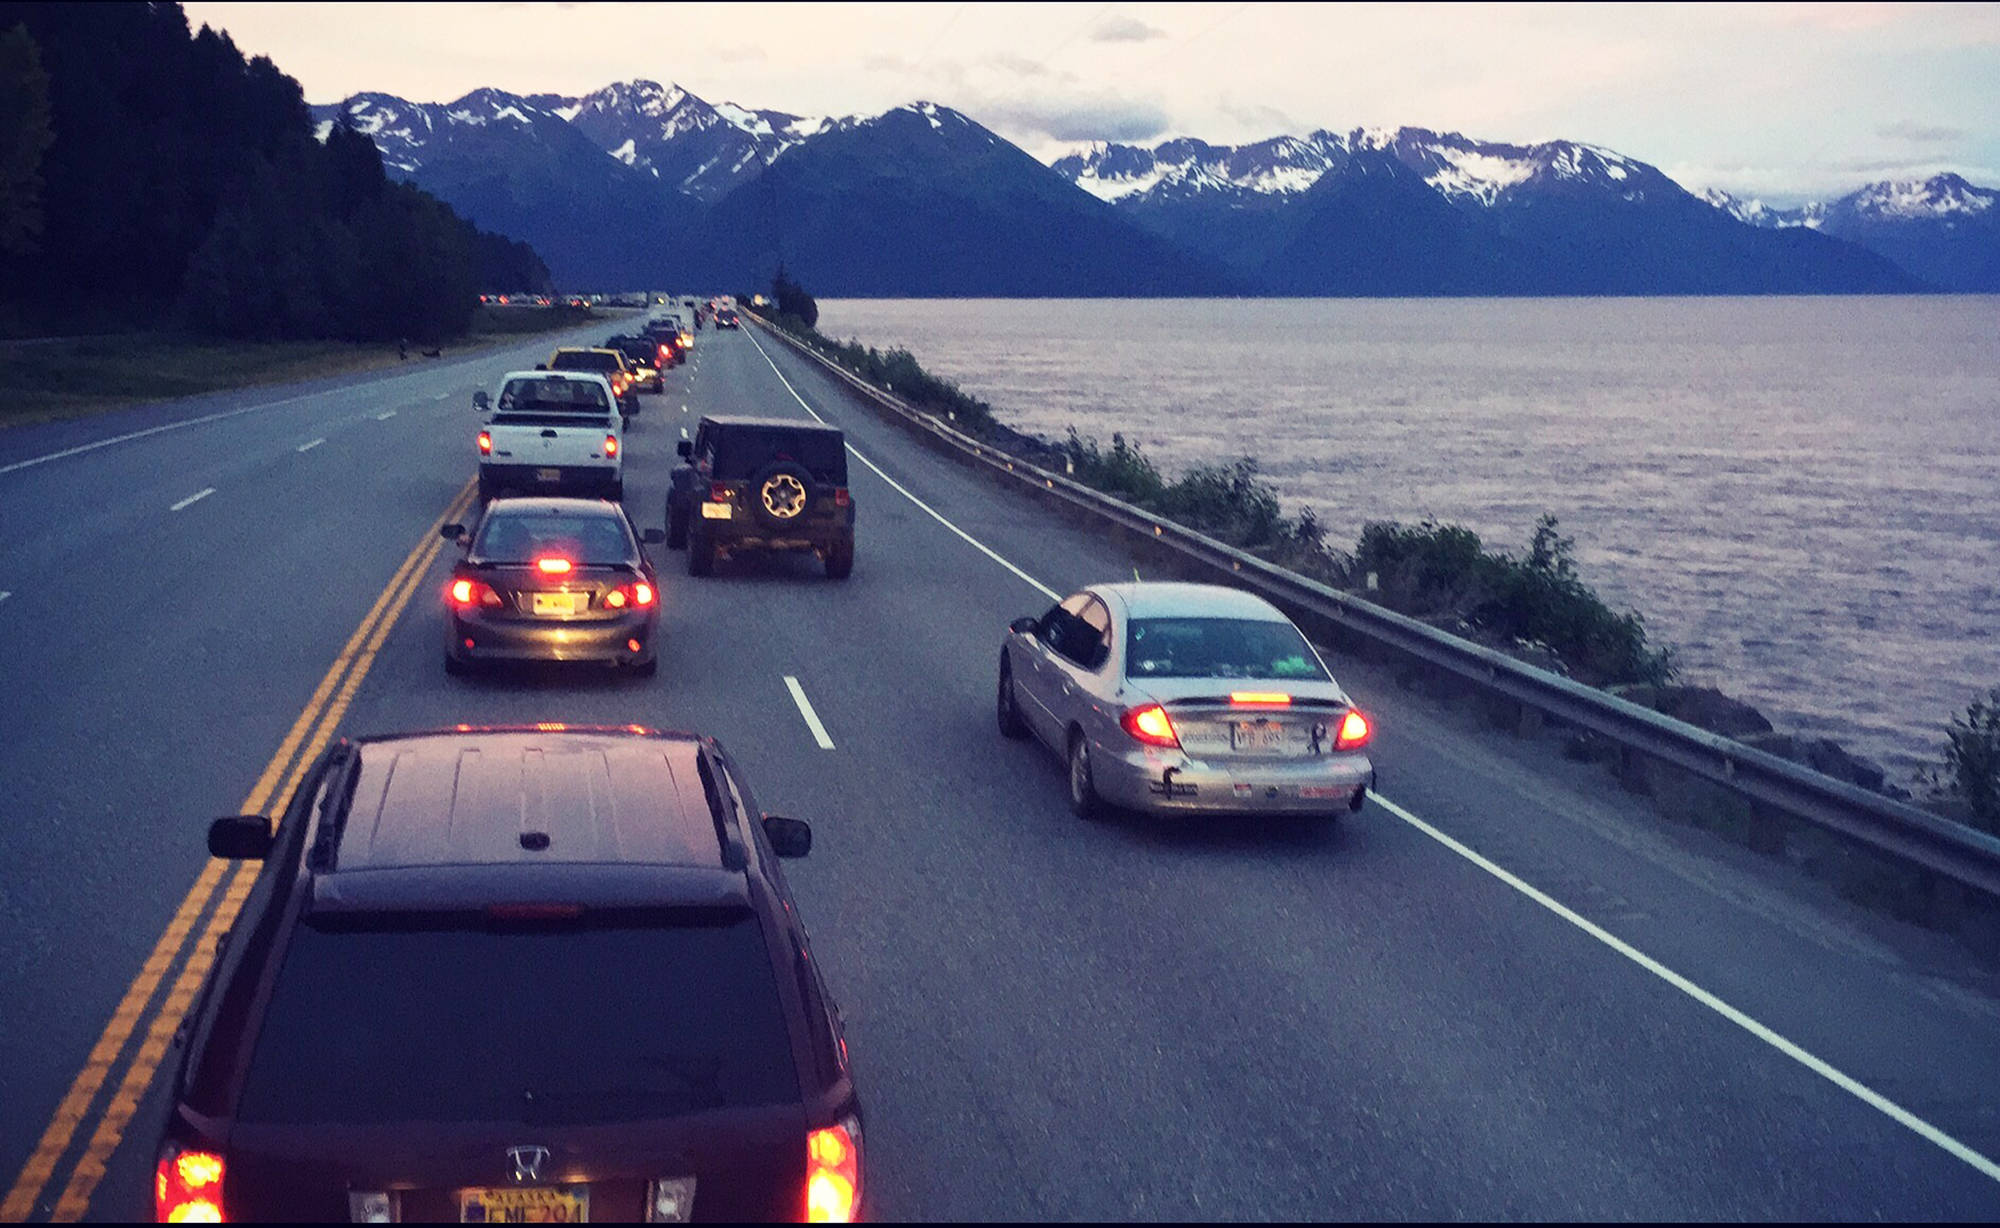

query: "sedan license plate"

left=699, top=502, right=732, bottom=519
left=531, top=591, right=581, bottom=616
left=458, top=1184, right=588, bottom=1223
left=535, top=467, right=562, bottom=483
left=1232, top=721, right=1287, bottom=753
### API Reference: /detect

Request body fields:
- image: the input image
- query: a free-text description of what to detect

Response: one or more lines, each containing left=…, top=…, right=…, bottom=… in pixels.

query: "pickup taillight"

left=477, top=430, right=491, bottom=455
left=604, top=434, right=619, bottom=458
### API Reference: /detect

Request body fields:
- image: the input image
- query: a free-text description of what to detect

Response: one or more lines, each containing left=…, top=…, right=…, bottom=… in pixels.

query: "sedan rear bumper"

left=449, top=611, right=657, bottom=665
left=1092, top=741, right=1375, bottom=816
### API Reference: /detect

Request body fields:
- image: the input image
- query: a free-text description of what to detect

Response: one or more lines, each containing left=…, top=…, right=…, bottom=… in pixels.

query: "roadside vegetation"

left=1931, top=688, right=2000, bottom=835
left=0, top=303, right=605, bottom=427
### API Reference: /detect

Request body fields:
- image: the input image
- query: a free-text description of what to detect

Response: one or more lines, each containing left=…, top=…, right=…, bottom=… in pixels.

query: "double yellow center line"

left=1, top=479, right=476, bottom=1223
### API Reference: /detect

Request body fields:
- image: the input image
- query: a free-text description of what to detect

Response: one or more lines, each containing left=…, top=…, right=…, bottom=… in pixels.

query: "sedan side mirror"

left=473, top=390, right=490, bottom=412
left=761, top=815, right=812, bottom=859
left=676, top=440, right=693, bottom=459
left=641, top=528, right=666, bottom=544
left=209, top=815, right=273, bottom=860
left=1009, top=616, right=1040, bottom=635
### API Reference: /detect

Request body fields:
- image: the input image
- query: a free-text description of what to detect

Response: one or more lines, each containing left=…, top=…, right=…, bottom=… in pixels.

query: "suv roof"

left=308, top=728, right=751, bottom=914
left=700, top=414, right=844, bottom=436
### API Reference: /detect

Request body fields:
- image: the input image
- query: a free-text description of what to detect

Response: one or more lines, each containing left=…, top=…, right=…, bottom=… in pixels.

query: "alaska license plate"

left=699, top=502, right=732, bottom=519
left=535, top=467, right=562, bottom=483
left=458, top=1184, right=588, bottom=1222
left=531, top=591, right=581, bottom=616
left=1232, top=721, right=1287, bottom=752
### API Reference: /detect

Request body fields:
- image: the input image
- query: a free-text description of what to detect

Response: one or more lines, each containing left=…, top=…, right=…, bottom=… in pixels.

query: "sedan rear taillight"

left=1335, top=708, right=1372, bottom=751
left=805, top=1118, right=862, bottom=1223
left=477, top=430, right=492, bottom=455
left=1120, top=703, right=1180, bottom=749
left=155, top=1144, right=225, bottom=1223
left=601, top=581, right=656, bottom=610
left=448, top=578, right=504, bottom=609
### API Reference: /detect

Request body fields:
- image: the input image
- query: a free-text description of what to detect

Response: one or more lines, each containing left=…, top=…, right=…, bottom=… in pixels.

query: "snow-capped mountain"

left=1699, top=174, right=2000, bottom=290
left=522, top=80, right=821, bottom=201
left=1699, top=189, right=1824, bottom=230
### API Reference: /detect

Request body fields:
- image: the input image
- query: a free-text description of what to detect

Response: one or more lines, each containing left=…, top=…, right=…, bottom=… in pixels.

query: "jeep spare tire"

left=750, top=461, right=814, bottom=530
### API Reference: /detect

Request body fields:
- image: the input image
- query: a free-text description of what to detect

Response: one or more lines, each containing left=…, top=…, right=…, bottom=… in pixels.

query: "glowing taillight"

left=604, top=434, right=619, bottom=458
left=451, top=578, right=475, bottom=604
left=604, top=581, right=657, bottom=611
left=805, top=1119, right=861, bottom=1223
left=833, top=487, right=850, bottom=508
left=709, top=482, right=731, bottom=502
left=536, top=557, right=572, bottom=575
left=1230, top=691, right=1291, bottom=706
left=633, top=582, right=655, bottom=607
left=1120, top=703, right=1180, bottom=749
left=1335, top=708, right=1372, bottom=751
left=155, top=1145, right=225, bottom=1223
left=477, top=430, right=491, bottom=454
left=448, top=579, right=503, bottom=609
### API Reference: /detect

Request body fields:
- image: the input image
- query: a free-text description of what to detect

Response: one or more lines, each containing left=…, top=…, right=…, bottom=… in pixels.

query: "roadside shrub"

left=1059, top=429, right=1164, bottom=503
left=1940, top=688, right=2000, bottom=833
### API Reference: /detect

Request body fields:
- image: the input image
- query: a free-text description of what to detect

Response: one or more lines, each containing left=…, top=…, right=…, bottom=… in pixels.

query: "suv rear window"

left=712, top=429, right=848, bottom=485
left=237, top=911, right=798, bottom=1126
left=496, top=377, right=610, bottom=415
left=551, top=350, right=623, bottom=373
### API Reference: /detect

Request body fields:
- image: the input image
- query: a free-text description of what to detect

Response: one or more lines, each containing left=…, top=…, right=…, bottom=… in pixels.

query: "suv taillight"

left=805, top=1118, right=862, bottom=1223
left=709, top=482, right=731, bottom=502
left=833, top=487, right=850, bottom=507
left=156, top=1144, right=225, bottom=1223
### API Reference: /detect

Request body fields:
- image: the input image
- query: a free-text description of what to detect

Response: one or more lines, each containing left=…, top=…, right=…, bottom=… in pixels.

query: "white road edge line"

left=169, top=487, right=215, bottom=513
left=744, top=326, right=1061, bottom=602
left=296, top=437, right=325, bottom=453
left=743, top=319, right=2000, bottom=1188
left=375, top=410, right=397, bottom=421
left=0, top=391, right=325, bottom=475
left=783, top=676, right=836, bottom=750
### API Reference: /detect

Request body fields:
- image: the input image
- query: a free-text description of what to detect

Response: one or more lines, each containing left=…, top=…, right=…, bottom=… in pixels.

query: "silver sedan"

left=997, top=582, right=1376, bottom=819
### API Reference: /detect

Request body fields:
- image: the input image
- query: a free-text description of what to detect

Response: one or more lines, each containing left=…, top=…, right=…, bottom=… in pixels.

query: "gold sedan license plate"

left=531, top=591, right=580, bottom=616
left=1233, top=721, right=1286, bottom=752
left=458, top=1184, right=588, bottom=1222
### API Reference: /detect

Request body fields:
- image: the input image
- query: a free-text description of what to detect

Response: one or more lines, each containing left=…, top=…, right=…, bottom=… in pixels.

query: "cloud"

left=974, top=94, right=1170, bottom=142
left=712, top=44, right=767, bottom=64
left=1877, top=119, right=1966, bottom=144
left=1091, top=15, right=1165, bottom=43
left=1218, top=100, right=1301, bottom=137
left=982, top=53, right=1049, bottom=78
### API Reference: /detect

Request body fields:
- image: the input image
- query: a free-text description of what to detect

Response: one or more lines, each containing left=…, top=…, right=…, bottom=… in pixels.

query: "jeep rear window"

left=712, top=431, right=848, bottom=484
left=496, top=377, right=610, bottom=415
left=236, top=910, right=798, bottom=1125
left=550, top=351, right=622, bottom=372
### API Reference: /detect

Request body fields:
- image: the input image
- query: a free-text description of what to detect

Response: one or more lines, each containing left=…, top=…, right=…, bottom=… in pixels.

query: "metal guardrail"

left=748, top=312, right=2000, bottom=904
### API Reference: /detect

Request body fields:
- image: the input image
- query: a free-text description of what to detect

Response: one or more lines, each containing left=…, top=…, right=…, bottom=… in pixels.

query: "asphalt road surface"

left=3, top=317, right=1999, bottom=1221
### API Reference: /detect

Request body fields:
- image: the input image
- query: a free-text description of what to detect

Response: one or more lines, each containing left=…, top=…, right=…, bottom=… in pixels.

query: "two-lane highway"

left=4, top=320, right=1999, bottom=1219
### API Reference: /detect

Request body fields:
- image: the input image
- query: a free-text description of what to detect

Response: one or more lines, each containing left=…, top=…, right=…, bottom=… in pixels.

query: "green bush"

left=1941, top=689, right=2000, bottom=833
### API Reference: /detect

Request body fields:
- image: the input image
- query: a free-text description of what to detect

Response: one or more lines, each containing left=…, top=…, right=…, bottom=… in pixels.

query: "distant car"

left=474, top=372, right=622, bottom=502
left=997, top=582, right=1375, bottom=820
left=546, top=347, right=639, bottom=418
left=716, top=309, right=741, bottom=329
left=604, top=334, right=664, bottom=391
left=442, top=496, right=664, bottom=676
left=667, top=416, right=855, bottom=579
left=161, top=724, right=860, bottom=1224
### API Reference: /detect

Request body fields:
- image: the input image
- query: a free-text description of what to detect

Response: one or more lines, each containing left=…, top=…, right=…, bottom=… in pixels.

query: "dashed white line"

left=0, top=591, right=11, bottom=605
left=296, top=437, right=325, bottom=453
left=375, top=410, right=397, bottom=421
left=169, top=487, right=215, bottom=512
left=783, top=676, right=836, bottom=750
left=433, top=391, right=452, bottom=401
left=742, top=320, right=2000, bottom=1188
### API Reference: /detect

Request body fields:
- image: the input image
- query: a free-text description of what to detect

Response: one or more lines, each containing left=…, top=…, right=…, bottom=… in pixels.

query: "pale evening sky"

left=181, top=1, right=2000, bottom=203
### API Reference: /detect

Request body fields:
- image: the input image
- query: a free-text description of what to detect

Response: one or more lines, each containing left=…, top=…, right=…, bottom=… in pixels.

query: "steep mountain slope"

left=695, top=103, right=1232, bottom=296
left=523, top=80, right=818, bottom=202
left=1706, top=175, right=1999, bottom=291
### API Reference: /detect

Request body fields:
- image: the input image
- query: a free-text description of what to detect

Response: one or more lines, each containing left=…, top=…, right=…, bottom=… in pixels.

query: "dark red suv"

left=158, top=727, right=861, bottom=1223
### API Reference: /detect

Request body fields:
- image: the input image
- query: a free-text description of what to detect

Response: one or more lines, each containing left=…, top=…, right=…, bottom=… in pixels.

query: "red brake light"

left=1120, top=703, right=1180, bottom=749
left=449, top=578, right=504, bottom=609
left=709, top=482, right=730, bottom=502
left=604, top=433, right=618, bottom=458
left=155, top=1145, right=225, bottom=1223
left=805, top=1120, right=861, bottom=1223
left=1230, top=691, right=1291, bottom=706
left=603, top=581, right=656, bottom=611
left=477, top=430, right=492, bottom=454
left=833, top=487, right=850, bottom=508
left=633, top=581, right=655, bottom=607
left=1335, top=708, right=1372, bottom=750
left=536, top=557, right=572, bottom=575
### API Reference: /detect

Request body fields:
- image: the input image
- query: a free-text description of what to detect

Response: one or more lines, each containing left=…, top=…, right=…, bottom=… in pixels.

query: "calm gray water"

left=820, top=296, right=2000, bottom=785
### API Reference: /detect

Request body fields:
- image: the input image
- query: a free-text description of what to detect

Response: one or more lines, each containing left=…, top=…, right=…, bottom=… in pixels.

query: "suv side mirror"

left=676, top=440, right=693, bottom=459
left=762, top=815, right=812, bottom=859
left=473, top=390, right=490, bottom=412
left=641, top=528, right=666, bottom=544
left=209, top=815, right=274, bottom=860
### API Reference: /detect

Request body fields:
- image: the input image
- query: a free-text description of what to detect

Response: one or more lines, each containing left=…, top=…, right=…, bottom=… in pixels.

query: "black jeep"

left=668, top=416, right=855, bottom=579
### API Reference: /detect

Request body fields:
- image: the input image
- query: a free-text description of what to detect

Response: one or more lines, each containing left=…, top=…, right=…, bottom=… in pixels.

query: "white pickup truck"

left=475, top=370, right=624, bottom=502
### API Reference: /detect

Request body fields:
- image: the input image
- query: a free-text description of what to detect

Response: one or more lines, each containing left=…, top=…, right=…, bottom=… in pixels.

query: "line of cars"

left=149, top=302, right=1376, bottom=1222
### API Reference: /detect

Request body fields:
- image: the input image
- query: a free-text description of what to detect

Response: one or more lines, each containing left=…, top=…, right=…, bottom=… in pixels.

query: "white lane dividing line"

left=1368, top=793, right=2000, bottom=1184
left=783, top=676, right=836, bottom=750
left=743, top=319, right=2000, bottom=1188
left=169, top=487, right=215, bottom=513
left=743, top=326, right=1060, bottom=602
left=433, top=391, right=452, bottom=401
left=375, top=410, right=397, bottom=421
left=296, top=437, right=325, bottom=453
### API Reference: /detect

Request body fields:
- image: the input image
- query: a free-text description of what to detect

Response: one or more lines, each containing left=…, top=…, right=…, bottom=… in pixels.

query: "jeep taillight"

left=833, top=487, right=850, bottom=507
left=155, top=1144, right=225, bottom=1223
left=709, top=482, right=731, bottom=502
